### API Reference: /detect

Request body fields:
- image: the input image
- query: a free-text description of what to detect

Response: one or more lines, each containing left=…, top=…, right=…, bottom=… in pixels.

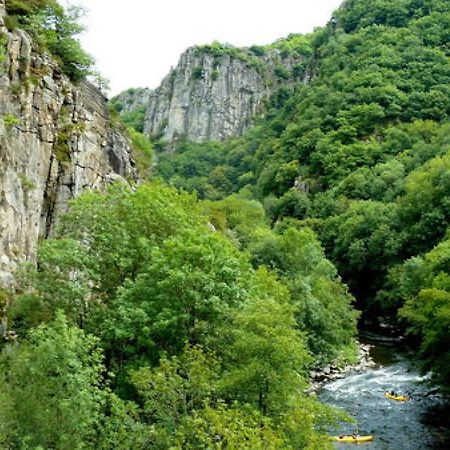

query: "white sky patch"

left=68, top=0, right=344, bottom=95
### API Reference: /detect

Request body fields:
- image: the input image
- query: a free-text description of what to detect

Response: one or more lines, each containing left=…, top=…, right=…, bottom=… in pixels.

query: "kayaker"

left=390, top=390, right=395, bottom=396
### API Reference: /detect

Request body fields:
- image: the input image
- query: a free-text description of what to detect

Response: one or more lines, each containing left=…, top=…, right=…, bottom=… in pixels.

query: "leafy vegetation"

left=5, top=0, right=94, bottom=80
left=195, top=41, right=265, bottom=73
left=151, top=0, right=450, bottom=390
left=2, top=113, right=21, bottom=129
left=4, top=182, right=354, bottom=447
left=109, top=89, right=149, bottom=132
left=127, top=127, right=154, bottom=175
left=269, top=33, right=314, bottom=58
left=107, top=103, right=154, bottom=177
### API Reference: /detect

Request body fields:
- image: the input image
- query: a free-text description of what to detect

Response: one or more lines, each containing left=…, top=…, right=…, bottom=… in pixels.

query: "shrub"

left=5, top=0, right=94, bottom=81
left=127, top=127, right=153, bottom=175
left=2, top=113, right=21, bottom=129
left=211, top=68, right=219, bottom=80
left=249, top=45, right=266, bottom=56
left=274, top=65, right=290, bottom=80
left=191, top=66, right=204, bottom=80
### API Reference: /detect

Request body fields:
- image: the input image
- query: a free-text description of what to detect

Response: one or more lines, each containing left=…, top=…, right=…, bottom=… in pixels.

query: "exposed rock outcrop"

left=0, top=5, right=137, bottom=287
left=117, top=45, right=313, bottom=143
left=307, top=343, right=376, bottom=395
left=113, top=87, right=151, bottom=115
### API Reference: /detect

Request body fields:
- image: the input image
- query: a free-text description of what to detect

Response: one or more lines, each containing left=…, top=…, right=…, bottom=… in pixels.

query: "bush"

left=127, top=127, right=153, bottom=175
left=274, top=65, right=290, bottom=80
left=276, top=189, right=311, bottom=221
left=249, top=45, right=266, bottom=56
left=191, top=66, right=204, bottom=80
left=2, top=113, right=21, bottom=129
left=5, top=0, right=94, bottom=81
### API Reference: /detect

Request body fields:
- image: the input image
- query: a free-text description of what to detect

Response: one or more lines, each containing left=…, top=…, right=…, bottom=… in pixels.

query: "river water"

left=318, top=333, right=449, bottom=449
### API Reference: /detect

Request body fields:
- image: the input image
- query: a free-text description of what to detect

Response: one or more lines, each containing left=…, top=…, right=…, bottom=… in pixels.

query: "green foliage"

left=5, top=0, right=51, bottom=15
left=12, top=183, right=255, bottom=378
left=9, top=0, right=450, bottom=441
left=0, top=312, right=146, bottom=449
left=109, top=88, right=149, bottom=133
left=0, top=312, right=105, bottom=449
left=221, top=268, right=311, bottom=415
left=2, top=113, right=21, bottom=130
left=320, top=200, right=402, bottom=303
left=249, top=45, right=266, bottom=56
left=0, top=35, right=6, bottom=67
left=108, top=228, right=249, bottom=362
left=173, top=405, right=287, bottom=449
left=54, top=122, right=85, bottom=164
left=335, top=0, right=450, bottom=34
left=397, top=150, right=450, bottom=255
left=202, top=196, right=358, bottom=364
left=203, top=194, right=268, bottom=245
left=18, top=174, right=36, bottom=191
left=275, top=189, right=311, bottom=221
left=153, top=2, right=450, bottom=345
left=191, top=66, right=204, bottom=80
left=402, top=288, right=450, bottom=389
left=274, top=64, right=290, bottom=80
left=5, top=0, right=94, bottom=80
left=211, top=68, right=219, bottom=80
left=127, top=127, right=153, bottom=175
left=95, top=395, right=151, bottom=450
left=195, top=41, right=264, bottom=73
left=131, top=346, right=219, bottom=430
left=378, top=234, right=450, bottom=390
left=156, top=140, right=230, bottom=199
left=8, top=180, right=352, bottom=446
left=270, top=33, right=314, bottom=58
left=249, top=227, right=359, bottom=363
left=111, top=103, right=147, bottom=133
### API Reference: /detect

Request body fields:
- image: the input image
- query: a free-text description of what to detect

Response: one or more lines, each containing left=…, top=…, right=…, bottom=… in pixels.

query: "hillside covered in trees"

left=145, top=0, right=450, bottom=393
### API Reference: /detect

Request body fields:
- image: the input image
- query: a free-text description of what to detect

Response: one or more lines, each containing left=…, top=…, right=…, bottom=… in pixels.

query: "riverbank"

left=307, top=342, right=376, bottom=394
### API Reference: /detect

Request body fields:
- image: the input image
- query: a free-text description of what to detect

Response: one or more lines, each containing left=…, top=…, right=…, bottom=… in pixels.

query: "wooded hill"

left=146, top=0, right=450, bottom=392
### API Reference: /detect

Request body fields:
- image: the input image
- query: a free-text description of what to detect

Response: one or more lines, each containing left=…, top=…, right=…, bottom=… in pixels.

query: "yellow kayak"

left=384, top=392, right=409, bottom=402
left=330, top=435, right=374, bottom=443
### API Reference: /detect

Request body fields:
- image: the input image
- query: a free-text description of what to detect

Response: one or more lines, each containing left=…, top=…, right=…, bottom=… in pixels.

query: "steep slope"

left=115, top=40, right=314, bottom=142
left=152, top=0, right=450, bottom=305
left=149, top=0, right=450, bottom=390
left=0, top=1, right=137, bottom=286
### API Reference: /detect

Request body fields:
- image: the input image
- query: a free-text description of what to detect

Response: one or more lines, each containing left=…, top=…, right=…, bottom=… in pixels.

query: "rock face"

left=0, top=5, right=137, bottom=287
left=114, top=87, right=151, bottom=115
left=118, top=45, right=312, bottom=143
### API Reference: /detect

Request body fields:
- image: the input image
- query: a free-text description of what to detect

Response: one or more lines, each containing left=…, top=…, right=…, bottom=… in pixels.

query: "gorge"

left=0, top=0, right=449, bottom=448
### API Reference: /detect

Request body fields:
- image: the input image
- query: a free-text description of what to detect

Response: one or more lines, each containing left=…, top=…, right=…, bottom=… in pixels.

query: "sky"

left=67, top=0, right=344, bottom=96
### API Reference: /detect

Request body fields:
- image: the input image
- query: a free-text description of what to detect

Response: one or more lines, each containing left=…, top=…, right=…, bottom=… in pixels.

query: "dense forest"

left=0, top=0, right=449, bottom=448
left=147, top=0, right=450, bottom=393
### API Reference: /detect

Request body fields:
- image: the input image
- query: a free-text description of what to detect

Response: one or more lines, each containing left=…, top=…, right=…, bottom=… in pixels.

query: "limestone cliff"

left=116, top=44, right=313, bottom=143
left=0, top=1, right=137, bottom=287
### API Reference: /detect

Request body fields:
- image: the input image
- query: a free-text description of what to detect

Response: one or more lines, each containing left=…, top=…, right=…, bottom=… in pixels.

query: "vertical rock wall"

left=0, top=8, right=137, bottom=287
left=144, top=49, right=271, bottom=142
left=116, top=46, right=312, bottom=143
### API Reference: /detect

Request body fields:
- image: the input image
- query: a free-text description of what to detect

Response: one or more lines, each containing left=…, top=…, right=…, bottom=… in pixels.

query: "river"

left=318, top=332, right=449, bottom=449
